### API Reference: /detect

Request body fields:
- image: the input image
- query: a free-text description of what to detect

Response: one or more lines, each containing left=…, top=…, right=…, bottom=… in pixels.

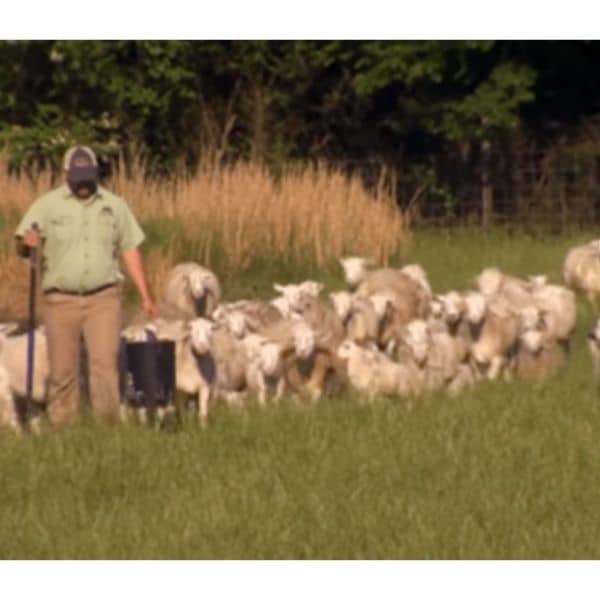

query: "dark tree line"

left=1, top=40, right=600, bottom=174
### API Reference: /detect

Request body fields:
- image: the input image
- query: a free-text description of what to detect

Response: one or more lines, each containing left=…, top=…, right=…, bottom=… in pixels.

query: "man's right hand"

left=22, top=229, right=40, bottom=248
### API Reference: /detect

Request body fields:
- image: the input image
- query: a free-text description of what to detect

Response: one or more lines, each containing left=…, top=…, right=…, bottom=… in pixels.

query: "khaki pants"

left=42, top=285, right=122, bottom=426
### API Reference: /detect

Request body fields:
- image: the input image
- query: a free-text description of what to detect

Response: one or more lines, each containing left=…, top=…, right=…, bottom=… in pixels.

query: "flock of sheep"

left=3, top=238, right=600, bottom=433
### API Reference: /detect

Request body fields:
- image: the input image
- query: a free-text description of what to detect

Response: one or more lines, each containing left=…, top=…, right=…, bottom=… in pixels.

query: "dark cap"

left=63, top=146, right=99, bottom=195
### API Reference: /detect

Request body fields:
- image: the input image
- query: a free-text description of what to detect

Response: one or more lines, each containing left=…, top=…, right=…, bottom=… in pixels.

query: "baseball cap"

left=63, top=146, right=99, bottom=195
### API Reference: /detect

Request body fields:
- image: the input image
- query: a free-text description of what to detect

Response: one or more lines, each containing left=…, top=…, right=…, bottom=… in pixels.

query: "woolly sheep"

left=563, top=240, right=600, bottom=304
left=337, top=339, right=421, bottom=401
left=163, top=262, right=222, bottom=319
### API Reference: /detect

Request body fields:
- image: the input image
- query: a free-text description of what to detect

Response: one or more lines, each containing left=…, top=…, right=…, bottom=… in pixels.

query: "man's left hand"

left=142, top=296, right=158, bottom=319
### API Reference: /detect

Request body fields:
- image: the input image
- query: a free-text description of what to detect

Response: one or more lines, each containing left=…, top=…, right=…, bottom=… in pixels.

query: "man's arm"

left=121, top=247, right=157, bottom=318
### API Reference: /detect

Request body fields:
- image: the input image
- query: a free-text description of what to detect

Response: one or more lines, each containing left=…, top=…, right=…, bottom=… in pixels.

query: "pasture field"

left=2, top=226, right=600, bottom=559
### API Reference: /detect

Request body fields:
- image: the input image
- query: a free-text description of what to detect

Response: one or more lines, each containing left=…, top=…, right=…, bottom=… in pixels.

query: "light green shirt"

left=15, top=184, right=145, bottom=292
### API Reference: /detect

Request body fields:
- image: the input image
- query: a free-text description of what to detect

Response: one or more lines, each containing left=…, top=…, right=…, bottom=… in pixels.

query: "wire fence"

left=334, top=143, right=600, bottom=231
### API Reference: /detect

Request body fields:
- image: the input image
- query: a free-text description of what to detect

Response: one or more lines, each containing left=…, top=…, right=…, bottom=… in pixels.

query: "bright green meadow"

left=1, top=227, right=600, bottom=559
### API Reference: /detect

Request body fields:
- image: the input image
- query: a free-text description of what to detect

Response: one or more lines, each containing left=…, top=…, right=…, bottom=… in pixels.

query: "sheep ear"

left=273, top=283, right=285, bottom=293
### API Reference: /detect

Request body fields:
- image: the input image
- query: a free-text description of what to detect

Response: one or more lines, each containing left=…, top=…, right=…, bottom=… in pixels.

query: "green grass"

left=2, top=227, right=600, bottom=559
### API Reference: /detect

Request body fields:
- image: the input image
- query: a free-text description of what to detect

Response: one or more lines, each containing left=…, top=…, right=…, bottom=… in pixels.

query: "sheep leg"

left=197, top=386, right=210, bottom=427
left=273, top=378, right=285, bottom=404
left=487, top=356, right=505, bottom=381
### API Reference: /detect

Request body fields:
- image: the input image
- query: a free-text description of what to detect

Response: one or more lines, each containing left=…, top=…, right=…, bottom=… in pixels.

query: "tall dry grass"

left=0, top=160, right=409, bottom=319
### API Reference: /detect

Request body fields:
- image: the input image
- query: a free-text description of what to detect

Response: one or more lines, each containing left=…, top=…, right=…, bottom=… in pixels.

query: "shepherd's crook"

left=25, top=222, right=39, bottom=430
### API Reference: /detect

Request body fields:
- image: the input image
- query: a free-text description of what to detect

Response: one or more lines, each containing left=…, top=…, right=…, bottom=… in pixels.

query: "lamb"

left=563, top=240, right=600, bottom=304
left=512, top=320, right=566, bottom=382
left=329, top=291, right=381, bottom=346
left=339, top=256, right=376, bottom=290
left=188, top=318, right=250, bottom=424
left=0, top=323, right=49, bottom=403
left=163, top=262, right=222, bottom=319
left=213, top=300, right=283, bottom=335
left=588, top=317, right=600, bottom=389
left=470, top=299, right=521, bottom=380
left=337, top=339, right=422, bottom=401
left=257, top=315, right=344, bottom=401
left=398, top=319, right=471, bottom=394
left=0, top=323, right=49, bottom=433
left=272, top=280, right=325, bottom=314
left=241, top=333, right=285, bottom=405
left=401, top=264, right=433, bottom=301
left=531, top=283, right=577, bottom=346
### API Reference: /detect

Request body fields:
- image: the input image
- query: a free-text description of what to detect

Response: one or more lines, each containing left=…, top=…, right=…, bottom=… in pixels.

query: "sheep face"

left=270, top=296, right=292, bottom=319
left=189, top=318, right=215, bottom=354
left=440, top=292, right=465, bottom=326
left=330, top=291, right=353, bottom=322
left=225, top=311, right=247, bottom=339
left=430, top=296, right=445, bottom=320
left=339, top=257, right=374, bottom=289
left=273, top=283, right=303, bottom=311
left=298, top=280, right=324, bottom=298
left=403, top=320, right=430, bottom=366
left=476, top=268, right=503, bottom=296
left=464, top=292, right=487, bottom=326
left=369, top=294, right=392, bottom=321
left=292, top=320, right=316, bottom=360
left=259, top=342, right=282, bottom=377
left=188, top=271, right=206, bottom=299
left=520, top=329, right=544, bottom=354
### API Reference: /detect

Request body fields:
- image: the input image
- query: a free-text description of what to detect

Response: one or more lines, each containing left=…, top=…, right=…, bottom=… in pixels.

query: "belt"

left=44, top=283, right=117, bottom=297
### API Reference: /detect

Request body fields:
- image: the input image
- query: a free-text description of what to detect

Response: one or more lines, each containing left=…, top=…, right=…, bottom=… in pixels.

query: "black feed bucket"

left=119, top=338, right=176, bottom=410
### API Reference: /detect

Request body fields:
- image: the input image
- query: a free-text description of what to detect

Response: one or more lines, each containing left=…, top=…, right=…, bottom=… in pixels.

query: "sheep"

left=588, top=317, right=600, bottom=389
left=0, top=324, right=19, bottom=432
left=563, top=240, right=600, bottom=304
left=0, top=323, right=49, bottom=404
left=470, top=299, right=521, bottom=380
left=256, top=315, right=344, bottom=402
left=512, top=320, right=566, bottom=382
left=339, top=256, right=376, bottom=290
left=398, top=319, right=471, bottom=394
left=291, top=294, right=346, bottom=351
left=401, top=264, right=433, bottom=301
left=163, top=262, right=222, bottom=319
left=272, top=280, right=324, bottom=313
left=188, top=318, right=250, bottom=424
left=329, top=291, right=381, bottom=346
left=214, top=300, right=283, bottom=335
left=242, top=333, right=285, bottom=406
left=531, top=283, right=577, bottom=346
left=337, top=339, right=422, bottom=401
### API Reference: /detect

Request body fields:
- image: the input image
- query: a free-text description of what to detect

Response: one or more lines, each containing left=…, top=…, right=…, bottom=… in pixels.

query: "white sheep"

left=512, top=321, right=566, bottom=381
left=329, top=291, right=380, bottom=346
left=339, top=256, right=376, bottom=290
left=531, top=283, right=577, bottom=345
left=242, top=333, right=286, bottom=406
left=163, top=262, right=222, bottom=319
left=588, top=317, right=600, bottom=389
left=563, top=240, right=600, bottom=304
left=470, top=299, right=520, bottom=380
left=189, top=318, right=249, bottom=424
left=337, top=339, right=421, bottom=401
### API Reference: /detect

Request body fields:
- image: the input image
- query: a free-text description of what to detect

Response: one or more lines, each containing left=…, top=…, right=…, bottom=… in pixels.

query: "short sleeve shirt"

left=15, top=184, right=145, bottom=292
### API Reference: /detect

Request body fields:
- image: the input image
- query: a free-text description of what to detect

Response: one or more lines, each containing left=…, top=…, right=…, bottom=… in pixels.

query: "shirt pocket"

left=97, top=212, right=118, bottom=244
left=48, top=215, right=73, bottom=242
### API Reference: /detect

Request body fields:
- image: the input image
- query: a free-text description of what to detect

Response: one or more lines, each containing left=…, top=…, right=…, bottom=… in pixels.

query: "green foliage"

left=0, top=41, right=598, bottom=171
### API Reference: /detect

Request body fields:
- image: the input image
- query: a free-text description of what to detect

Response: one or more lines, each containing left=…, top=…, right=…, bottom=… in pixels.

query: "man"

left=15, top=145, right=157, bottom=426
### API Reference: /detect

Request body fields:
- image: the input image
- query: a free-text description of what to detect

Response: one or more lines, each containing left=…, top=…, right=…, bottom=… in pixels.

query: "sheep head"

left=403, top=320, right=430, bottom=366
left=189, top=318, right=215, bottom=354
left=339, top=256, right=375, bottom=289
left=291, top=318, right=316, bottom=360
left=464, top=292, right=487, bottom=326
left=329, top=291, right=353, bottom=323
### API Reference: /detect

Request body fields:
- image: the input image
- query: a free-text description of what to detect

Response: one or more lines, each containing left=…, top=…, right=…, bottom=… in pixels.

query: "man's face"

left=73, top=183, right=95, bottom=199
